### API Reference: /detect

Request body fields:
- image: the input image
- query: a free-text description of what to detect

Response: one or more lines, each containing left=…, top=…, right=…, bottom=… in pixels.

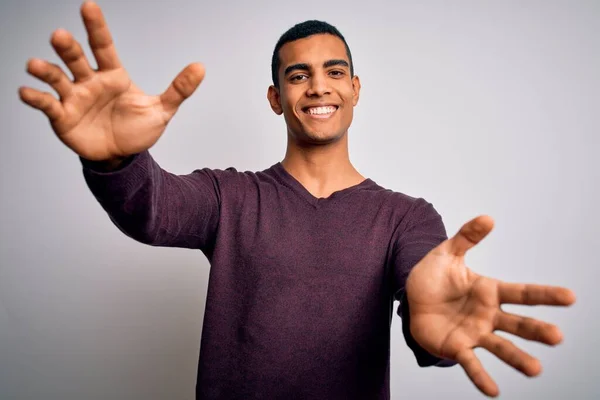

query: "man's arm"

left=81, top=150, right=221, bottom=252
left=392, top=198, right=457, bottom=367
left=17, top=1, right=215, bottom=251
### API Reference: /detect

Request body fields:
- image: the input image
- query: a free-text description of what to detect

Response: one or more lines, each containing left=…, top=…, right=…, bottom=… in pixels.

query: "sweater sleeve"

left=392, top=198, right=457, bottom=368
left=80, top=150, right=222, bottom=253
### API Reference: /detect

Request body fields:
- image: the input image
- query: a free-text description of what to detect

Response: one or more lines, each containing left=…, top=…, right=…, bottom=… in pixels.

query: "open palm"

left=19, top=1, right=204, bottom=162
left=406, top=215, right=576, bottom=397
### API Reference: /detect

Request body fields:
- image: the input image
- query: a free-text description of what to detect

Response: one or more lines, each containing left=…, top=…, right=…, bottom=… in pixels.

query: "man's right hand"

left=19, top=1, right=205, bottom=164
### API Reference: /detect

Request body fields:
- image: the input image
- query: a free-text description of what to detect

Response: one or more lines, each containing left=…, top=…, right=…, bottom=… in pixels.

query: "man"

left=19, top=2, right=575, bottom=399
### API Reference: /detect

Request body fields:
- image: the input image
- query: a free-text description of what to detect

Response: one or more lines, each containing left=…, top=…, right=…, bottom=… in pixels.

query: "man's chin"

left=296, top=130, right=345, bottom=145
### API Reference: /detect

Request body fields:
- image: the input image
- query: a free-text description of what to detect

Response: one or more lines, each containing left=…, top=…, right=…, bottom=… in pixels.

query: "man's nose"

left=306, top=72, right=331, bottom=97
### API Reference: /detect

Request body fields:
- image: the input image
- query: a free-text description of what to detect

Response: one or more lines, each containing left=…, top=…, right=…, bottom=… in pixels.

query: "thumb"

left=448, top=215, right=494, bottom=257
left=160, top=62, right=205, bottom=113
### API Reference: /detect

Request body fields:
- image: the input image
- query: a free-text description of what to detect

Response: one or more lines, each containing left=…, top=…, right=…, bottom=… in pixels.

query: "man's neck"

left=280, top=134, right=365, bottom=199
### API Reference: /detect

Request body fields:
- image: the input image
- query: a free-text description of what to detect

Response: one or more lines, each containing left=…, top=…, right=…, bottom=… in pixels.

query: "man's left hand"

left=406, top=215, right=576, bottom=397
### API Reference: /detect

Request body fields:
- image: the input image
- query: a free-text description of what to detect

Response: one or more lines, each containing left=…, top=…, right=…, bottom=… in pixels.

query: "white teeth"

left=307, top=106, right=336, bottom=115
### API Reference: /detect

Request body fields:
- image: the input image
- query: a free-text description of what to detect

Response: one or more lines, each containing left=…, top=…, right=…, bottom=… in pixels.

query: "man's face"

left=268, top=34, right=360, bottom=145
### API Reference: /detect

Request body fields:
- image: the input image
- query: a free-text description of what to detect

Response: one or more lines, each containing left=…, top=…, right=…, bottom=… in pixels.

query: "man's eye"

left=329, top=70, right=344, bottom=77
left=290, top=74, right=307, bottom=81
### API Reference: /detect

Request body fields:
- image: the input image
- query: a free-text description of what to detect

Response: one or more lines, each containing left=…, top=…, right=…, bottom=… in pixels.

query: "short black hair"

left=271, top=20, right=354, bottom=88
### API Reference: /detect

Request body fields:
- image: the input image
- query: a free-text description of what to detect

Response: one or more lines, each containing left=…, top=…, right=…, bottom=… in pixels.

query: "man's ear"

left=351, top=75, right=361, bottom=106
left=267, top=85, right=283, bottom=115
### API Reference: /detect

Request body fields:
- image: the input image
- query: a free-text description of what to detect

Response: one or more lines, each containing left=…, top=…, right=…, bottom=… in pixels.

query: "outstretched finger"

left=26, top=58, right=73, bottom=99
left=448, top=215, right=495, bottom=257
left=160, top=63, right=206, bottom=114
left=50, top=29, right=94, bottom=81
left=19, top=87, right=65, bottom=122
left=498, top=282, right=576, bottom=306
left=455, top=349, right=499, bottom=397
left=480, top=333, right=541, bottom=377
left=81, top=1, right=122, bottom=70
left=495, top=311, right=563, bottom=345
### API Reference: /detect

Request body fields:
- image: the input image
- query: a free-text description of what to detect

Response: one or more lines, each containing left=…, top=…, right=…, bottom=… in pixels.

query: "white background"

left=1, top=0, right=598, bottom=399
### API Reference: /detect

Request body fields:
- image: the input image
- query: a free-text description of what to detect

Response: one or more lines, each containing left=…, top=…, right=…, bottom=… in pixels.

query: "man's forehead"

left=279, top=34, right=349, bottom=65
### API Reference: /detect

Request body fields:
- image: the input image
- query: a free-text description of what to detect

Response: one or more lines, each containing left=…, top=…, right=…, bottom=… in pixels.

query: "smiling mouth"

left=302, top=105, right=339, bottom=118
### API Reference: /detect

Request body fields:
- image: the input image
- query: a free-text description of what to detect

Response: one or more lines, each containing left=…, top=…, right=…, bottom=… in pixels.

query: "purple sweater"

left=81, top=150, right=454, bottom=399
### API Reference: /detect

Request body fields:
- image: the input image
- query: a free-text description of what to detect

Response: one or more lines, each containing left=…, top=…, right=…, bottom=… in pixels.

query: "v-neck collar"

left=269, top=162, right=376, bottom=208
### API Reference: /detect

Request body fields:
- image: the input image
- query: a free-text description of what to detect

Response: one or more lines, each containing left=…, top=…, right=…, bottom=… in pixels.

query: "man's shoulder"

left=189, top=163, right=283, bottom=201
left=365, top=179, right=443, bottom=226
left=364, top=179, right=430, bottom=210
left=191, top=162, right=274, bottom=182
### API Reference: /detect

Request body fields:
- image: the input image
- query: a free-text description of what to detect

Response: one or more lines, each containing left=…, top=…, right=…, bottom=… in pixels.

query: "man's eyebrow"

left=283, top=59, right=350, bottom=76
left=323, top=59, right=349, bottom=69
left=284, top=63, right=310, bottom=76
